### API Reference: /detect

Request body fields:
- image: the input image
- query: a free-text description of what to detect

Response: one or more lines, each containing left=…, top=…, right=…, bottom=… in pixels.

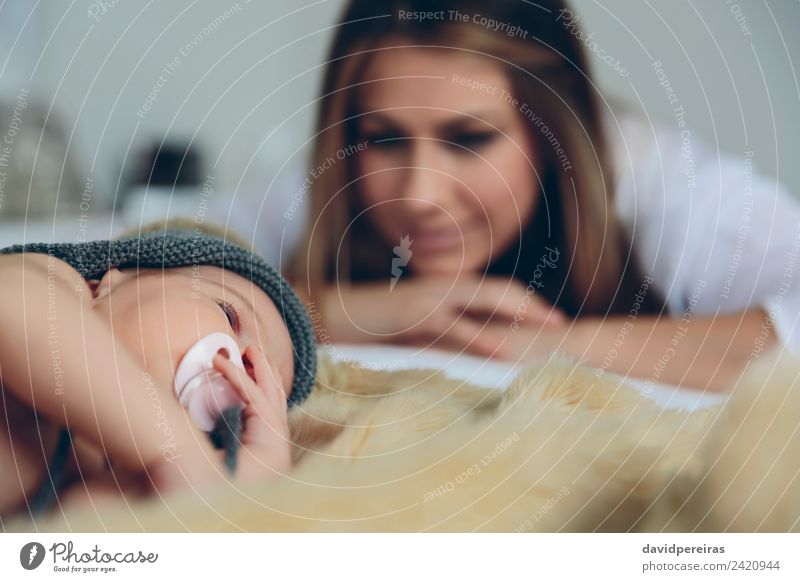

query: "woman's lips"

left=411, top=225, right=470, bottom=252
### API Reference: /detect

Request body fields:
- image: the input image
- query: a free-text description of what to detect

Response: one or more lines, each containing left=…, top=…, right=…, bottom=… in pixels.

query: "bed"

left=327, top=343, right=726, bottom=411
left=14, top=343, right=795, bottom=533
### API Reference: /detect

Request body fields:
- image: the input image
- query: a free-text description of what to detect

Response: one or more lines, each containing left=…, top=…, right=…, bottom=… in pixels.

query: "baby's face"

left=89, top=265, right=294, bottom=398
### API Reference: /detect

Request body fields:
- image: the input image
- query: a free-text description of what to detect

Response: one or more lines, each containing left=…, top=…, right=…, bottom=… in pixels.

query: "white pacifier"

left=173, top=332, right=246, bottom=431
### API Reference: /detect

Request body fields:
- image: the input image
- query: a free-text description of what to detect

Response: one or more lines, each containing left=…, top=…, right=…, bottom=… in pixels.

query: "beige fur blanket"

left=12, top=351, right=800, bottom=532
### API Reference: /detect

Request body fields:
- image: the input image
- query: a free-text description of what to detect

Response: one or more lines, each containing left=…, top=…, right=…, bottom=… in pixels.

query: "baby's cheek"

left=137, top=338, right=177, bottom=392
left=108, top=318, right=175, bottom=400
left=249, top=347, right=291, bottom=398
left=281, top=374, right=292, bottom=399
left=267, top=354, right=294, bottom=398
left=271, top=336, right=295, bottom=399
left=118, top=309, right=180, bottom=384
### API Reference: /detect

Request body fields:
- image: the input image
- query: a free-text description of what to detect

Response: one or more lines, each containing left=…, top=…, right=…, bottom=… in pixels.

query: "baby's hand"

left=212, top=345, right=292, bottom=480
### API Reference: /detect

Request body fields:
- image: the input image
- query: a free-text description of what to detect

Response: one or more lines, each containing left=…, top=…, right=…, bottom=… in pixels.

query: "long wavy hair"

left=289, top=0, right=662, bottom=317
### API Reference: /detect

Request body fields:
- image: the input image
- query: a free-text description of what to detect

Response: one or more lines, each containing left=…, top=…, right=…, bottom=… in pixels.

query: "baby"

left=0, top=230, right=317, bottom=518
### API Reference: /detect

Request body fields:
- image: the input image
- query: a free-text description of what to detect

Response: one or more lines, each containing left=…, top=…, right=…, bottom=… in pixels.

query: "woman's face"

left=353, top=45, right=541, bottom=276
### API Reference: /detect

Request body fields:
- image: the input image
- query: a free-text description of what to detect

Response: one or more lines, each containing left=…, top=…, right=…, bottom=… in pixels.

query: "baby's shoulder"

left=0, top=251, right=91, bottom=298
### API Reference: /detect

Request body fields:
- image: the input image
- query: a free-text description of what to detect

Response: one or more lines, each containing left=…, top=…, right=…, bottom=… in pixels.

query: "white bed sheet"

left=326, top=344, right=726, bottom=411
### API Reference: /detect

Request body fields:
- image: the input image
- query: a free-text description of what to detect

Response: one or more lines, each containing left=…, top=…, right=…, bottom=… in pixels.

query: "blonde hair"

left=290, top=0, right=661, bottom=316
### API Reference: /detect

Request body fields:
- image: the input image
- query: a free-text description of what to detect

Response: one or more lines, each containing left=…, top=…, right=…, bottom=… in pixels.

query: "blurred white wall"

left=0, top=0, right=797, bottom=235
left=2, top=0, right=345, bottom=212
left=575, top=0, right=800, bottom=199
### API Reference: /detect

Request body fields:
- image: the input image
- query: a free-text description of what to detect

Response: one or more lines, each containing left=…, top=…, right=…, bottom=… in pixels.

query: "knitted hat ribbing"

left=0, top=230, right=317, bottom=406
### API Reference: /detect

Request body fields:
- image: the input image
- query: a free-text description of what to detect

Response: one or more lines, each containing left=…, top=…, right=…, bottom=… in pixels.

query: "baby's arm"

left=212, top=344, right=292, bottom=479
left=0, top=253, right=225, bottom=495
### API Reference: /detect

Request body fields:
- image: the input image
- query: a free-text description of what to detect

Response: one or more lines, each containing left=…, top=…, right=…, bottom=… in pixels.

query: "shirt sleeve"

left=611, top=110, right=800, bottom=355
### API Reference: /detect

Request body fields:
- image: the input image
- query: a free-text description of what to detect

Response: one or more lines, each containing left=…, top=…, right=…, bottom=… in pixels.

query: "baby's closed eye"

left=215, top=300, right=241, bottom=334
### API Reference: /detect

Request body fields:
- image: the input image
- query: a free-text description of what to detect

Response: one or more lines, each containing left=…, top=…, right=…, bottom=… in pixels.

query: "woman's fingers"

left=406, top=276, right=569, bottom=357
left=330, top=276, right=565, bottom=356
left=503, top=291, right=566, bottom=329
left=432, top=315, right=509, bottom=359
left=455, top=278, right=566, bottom=329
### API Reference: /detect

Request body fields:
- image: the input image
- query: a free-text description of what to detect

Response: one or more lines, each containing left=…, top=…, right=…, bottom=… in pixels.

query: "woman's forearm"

left=565, top=309, right=776, bottom=392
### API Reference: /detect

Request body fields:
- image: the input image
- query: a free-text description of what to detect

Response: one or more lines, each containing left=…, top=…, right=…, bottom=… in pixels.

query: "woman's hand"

left=212, top=345, right=292, bottom=479
left=491, top=321, right=580, bottom=364
left=321, top=276, right=567, bottom=358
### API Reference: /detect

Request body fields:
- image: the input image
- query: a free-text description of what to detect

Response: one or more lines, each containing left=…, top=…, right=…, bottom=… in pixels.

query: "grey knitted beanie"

left=0, top=230, right=317, bottom=406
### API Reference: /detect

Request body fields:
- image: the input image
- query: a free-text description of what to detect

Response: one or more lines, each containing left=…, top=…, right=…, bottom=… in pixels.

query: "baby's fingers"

left=212, top=353, right=254, bottom=406
left=243, top=344, right=286, bottom=406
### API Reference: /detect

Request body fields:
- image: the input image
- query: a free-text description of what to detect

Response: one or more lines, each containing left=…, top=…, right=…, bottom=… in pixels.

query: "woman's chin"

left=410, top=253, right=489, bottom=279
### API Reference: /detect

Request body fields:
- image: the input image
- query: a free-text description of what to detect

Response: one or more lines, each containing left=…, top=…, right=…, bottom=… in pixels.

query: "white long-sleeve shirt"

left=606, top=106, right=800, bottom=354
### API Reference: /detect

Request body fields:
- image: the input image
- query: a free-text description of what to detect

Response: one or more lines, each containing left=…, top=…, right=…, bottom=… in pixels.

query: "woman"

left=289, top=0, right=799, bottom=391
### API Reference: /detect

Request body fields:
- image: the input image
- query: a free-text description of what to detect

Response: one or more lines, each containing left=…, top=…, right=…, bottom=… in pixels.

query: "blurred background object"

left=0, top=94, right=84, bottom=218
left=121, top=141, right=204, bottom=227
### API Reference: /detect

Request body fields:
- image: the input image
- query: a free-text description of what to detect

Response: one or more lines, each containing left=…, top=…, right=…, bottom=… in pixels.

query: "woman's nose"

left=400, top=141, right=453, bottom=212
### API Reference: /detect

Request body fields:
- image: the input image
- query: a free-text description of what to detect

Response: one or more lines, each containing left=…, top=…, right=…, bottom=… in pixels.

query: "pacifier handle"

left=173, top=332, right=246, bottom=431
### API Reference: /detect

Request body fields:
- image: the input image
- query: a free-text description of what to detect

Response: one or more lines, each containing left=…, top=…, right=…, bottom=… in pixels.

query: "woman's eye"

left=217, top=300, right=241, bottom=334
left=448, top=132, right=496, bottom=150
left=362, top=132, right=404, bottom=148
